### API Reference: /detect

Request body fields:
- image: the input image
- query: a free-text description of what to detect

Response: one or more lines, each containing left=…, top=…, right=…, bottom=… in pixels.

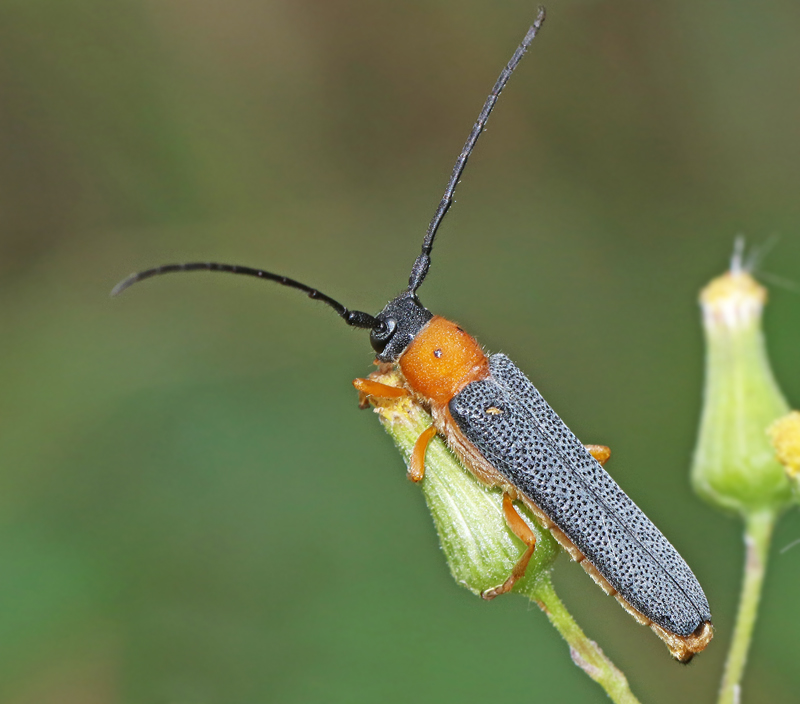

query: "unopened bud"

left=365, top=369, right=559, bottom=594
left=691, top=266, right=792, bottom=516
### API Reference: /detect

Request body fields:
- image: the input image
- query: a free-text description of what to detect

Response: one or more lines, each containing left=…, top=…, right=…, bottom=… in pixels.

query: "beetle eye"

left=370, top=317, right=397, bottom=354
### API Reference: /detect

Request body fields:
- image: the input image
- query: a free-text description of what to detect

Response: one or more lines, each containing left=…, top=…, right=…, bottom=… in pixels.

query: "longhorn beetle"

left=113, top=7, right=713, bottom=662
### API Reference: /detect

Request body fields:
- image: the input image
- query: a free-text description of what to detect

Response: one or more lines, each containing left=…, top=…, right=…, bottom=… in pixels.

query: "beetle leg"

left=585, top=444, right=611, bottom=466
left=481, top=494, right=537, bottom=600
left=409, top=425, right=438, bottom=483
left=353, top=378, right=409, bottom=408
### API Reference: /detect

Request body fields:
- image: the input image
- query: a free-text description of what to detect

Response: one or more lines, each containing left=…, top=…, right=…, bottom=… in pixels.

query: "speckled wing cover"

left=449, top=354, right=711, bottom=636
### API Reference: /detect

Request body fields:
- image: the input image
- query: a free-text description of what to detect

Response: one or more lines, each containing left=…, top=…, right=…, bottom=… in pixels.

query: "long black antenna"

left=407, top=6, right=546, bottom=294
left=111, top=262, right=378, bottom=328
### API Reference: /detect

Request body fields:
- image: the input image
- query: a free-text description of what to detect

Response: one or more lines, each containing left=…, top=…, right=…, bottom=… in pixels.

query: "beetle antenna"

left=407, top=6, right=546, bottom=294
left=111, top=262, right=378, bottom=328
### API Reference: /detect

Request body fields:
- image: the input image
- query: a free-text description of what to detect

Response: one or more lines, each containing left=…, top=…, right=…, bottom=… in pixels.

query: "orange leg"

left=409, top=425, right=438, bottom=483
left=353, top=378, right=409, bottom=398
left=585, top=444, right=611, bottom=466
left=353, top=378, right=409, bottom=408
left=481, top=494, right=537, bottom=600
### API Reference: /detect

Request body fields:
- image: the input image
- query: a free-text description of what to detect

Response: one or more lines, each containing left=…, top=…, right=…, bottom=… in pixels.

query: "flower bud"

left=366, top=369, right=559, bottom=595
left=768, top=411, right=800, bottom=495
left=691, top=267, right=792, bottom=516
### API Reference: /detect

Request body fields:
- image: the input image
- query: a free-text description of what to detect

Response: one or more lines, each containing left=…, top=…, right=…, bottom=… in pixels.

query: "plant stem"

left=717, top=509, right=776, bottom=704
left=522, top=575, right=641, bottom=704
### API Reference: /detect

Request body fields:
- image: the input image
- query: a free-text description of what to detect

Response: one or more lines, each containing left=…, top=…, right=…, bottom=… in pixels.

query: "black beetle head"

left=370, top=292, right=433, bottom=362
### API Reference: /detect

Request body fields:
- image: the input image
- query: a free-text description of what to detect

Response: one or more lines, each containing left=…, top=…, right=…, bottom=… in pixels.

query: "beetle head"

left=370, top=292, right=433, bottom=363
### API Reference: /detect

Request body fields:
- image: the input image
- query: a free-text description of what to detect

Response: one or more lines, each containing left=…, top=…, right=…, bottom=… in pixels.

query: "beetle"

left=113, top=7, right=712, bottom=662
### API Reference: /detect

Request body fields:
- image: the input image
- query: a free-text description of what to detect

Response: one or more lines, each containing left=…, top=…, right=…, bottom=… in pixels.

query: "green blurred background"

left=1, top=0, right=799, bottom=702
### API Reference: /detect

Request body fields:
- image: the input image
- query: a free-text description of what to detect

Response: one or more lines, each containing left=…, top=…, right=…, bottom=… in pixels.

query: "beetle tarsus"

left=352, top=378, right=409, bottom=409
left=481, top=494, right=538, bottom=599
left=585, top=444, right=611, bottom=466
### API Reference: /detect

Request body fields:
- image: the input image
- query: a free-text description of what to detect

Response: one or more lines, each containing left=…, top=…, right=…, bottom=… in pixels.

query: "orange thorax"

left=399, top=316, right=489, bottom=407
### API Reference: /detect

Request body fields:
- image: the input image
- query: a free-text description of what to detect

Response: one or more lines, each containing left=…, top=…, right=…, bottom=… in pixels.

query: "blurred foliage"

left=0, top=1, right=799, bottom=702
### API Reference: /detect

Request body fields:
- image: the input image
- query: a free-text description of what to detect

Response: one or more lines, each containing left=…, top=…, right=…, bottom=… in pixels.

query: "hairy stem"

left=718, top=509, right=775, bottom=704
left=523, top=576, right=641, bottom=704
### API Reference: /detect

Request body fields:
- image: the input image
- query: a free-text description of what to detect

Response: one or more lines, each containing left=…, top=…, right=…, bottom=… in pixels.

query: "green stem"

left=717, top=509, right=776, bottom=704
left=523, top=576, right=641, bottom=704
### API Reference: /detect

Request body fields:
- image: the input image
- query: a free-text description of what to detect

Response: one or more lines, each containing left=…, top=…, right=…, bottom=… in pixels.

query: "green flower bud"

left=365, top=369, right=559, bottom=595
left=691, top=267, right=792, bottom=516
